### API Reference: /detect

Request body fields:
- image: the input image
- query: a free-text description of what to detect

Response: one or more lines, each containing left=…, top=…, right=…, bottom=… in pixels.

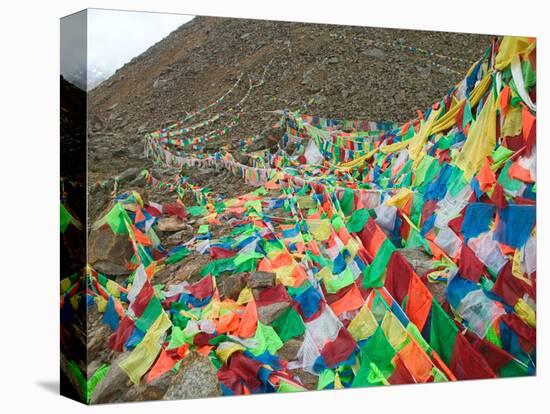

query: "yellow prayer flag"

left=215, top=342, right=245, bottom=364
left=387, top=188, right=413, bottom=209
left=95, top=296, right=108, bottom=313
left=454, top=92, right=497, bottom=180
left=408, top=107, right=442, bottom=161
left=495, top=36, right=535, bottom=71
left=514, top=299, right=536, bottom=328
left=348, top=304, right=378, bottom=341
left=381, top=311, right=408, bottom=351
left=106, top=280, right=120, bottom=299
left=119, top=311, right=172, bottom=385
left=237, top=287, right=253, bottom=305
left=307, top=219, right=331, bottom=241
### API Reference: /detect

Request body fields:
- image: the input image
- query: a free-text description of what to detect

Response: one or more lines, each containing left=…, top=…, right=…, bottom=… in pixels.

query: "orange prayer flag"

left=308, top=239, right=321, bottom=256
left=365, top=225, right=386, bottom=256
left=330, top=285, right=365, bottom=316
left=135, top=208, right=146, bottom=223
left=114, top=301, right=125, bottom=317
left=499, top=242, right=515, bottom=256
left=477, top=157, right=497, bottom=192
left=196, top=346, right=214, bottom=356
left=500, top=85, right=511, bottom=115
left=257, top=257, right=274, bottom=273
left=405, top=275, right=433, bottom=331
left=291, top=265, right=307, bottom=287
left=265, top=180, right=280, bottom=190
left=270, top=252, right=293, bottom=268
left=237, top=300, right=258, bottom=338
left=215, top=312, right=241, bottom=334
left=508, top=161, right=534, bottom=183
left=131, top=225, right=152, bottom=246
left=145, top=349, right=179, bottom=384
left=398, top=340, right=433, bottom=383
left=145, top=263, right=156, bottom=279
left=337, top=226, right=351, bottom=244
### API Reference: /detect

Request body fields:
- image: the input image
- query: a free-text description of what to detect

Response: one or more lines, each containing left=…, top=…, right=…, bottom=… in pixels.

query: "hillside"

left=88, top=16, right=492, bottom=183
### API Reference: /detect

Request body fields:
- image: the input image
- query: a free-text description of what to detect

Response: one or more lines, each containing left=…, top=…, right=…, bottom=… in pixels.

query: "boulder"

left=164, top=229, right=192, bottom=246
left=156, top=216, right=191, bottom=232
left=247, top=271, right=276, bottom=289
left=163, top=353, right=221, bottom=400
left=90, top=353, right=132, bottom=404
left=157, top=251, right=212, bottom=286
left=397, top=248, right=434, bottom=277
left=116, top=167, right=141, bottom=184
left=291, top=368, right=318, bottom=390
left=88, top=225, right=134, bottom=275
left=277, top=337, right=303, bottom=362
left=220, top=273, right=247, bottom=301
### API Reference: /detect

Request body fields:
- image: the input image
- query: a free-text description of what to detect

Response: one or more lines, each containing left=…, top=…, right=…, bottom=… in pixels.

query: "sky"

left=61, top=9, right=194, bottom=90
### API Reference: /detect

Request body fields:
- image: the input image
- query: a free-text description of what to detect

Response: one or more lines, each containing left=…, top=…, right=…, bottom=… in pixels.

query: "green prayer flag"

left=278, top=380, right=303, bottom=393
left=325, top=266, right=355, bottom=294
left=167, top=326, right=185, bottom=350
left=87, top=364, right=110, bottom=401
left=362, top=326, right=396, bottom=377
left=346, top=208, right=370, bottom=233
left=60, top=203, right=72, bottom=233
left=317, top=369, right=335, bottom=390
left=187, top=205, right=207, bottom=217
left=429, top=300, right=458, bottom=365
left=499, top=359, right=529, bottom=378
left=165, top=248, right=190, bottom=265
left=250, top=322, right=283, bottom=356
left=105, top=203, right=129, bottom=234
left=340, top=188, right=355, bottom=216
left=352, top=351, right=387, bottom=388
left=233, top=250, right=264, bottom=266
left=200, top=257, right=235, bottom=277
left=271, top=307, right=305, bottom=342
left=492, top=145, right=514, bottom=168
left=245, top=199, right=262, bottom=213
left=134, top=298, right=163, bottom=333
left=363, top=239, right=395, bottom=288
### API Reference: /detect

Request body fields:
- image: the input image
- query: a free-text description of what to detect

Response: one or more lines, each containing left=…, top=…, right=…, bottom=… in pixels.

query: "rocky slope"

left=88, top=16, right=493, bottom=183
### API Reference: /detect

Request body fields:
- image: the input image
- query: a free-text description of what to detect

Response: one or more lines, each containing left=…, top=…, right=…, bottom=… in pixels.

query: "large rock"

left=397, top=248, right=447, bottom=304
left=291, top=368, right=318, bottom=390
left=156, top=216, right=192, bottom=232
left=90, top=353, right=132, bottom=404
left=164, top=229, right=194, bottom=246
left=163, top=353, right=221, bottom=400
left=116, top=167, right=141, bottom=185
left=397, top=248, right=434, bottom=277
left=92, top=351, right=221, bottom=403
left=156, top=251, right=212, bottom=286
left=247, top=271, right=276, bottom=289
left=220, top=273, right=247, bottom=301
left=88, top=225, right=134, bottom=275
left=277, top=337, right=303, bottom=362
